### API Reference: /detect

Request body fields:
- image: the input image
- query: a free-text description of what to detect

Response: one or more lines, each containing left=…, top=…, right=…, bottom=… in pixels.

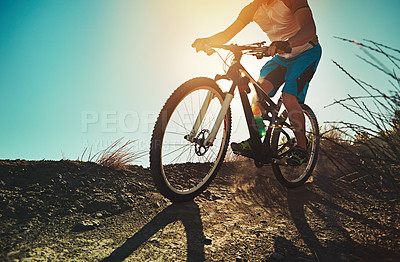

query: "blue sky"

left=1, top=0, right=399, bottom=165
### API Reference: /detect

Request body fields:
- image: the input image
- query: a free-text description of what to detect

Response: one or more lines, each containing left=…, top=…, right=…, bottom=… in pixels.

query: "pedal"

left=272, top=158, right=288, bottom=166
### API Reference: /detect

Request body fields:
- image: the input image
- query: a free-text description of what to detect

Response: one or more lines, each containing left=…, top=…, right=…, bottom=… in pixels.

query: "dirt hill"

left=0, top=150, right=399, bottom=261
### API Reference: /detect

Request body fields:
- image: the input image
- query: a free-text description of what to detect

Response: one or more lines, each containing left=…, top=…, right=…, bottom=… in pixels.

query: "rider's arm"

left=192, top=19, right=245, bottom=52
left=285, top=0, right=317, bottom=47
left=192, top=1, right=259, bottom=51
left=206, top=20, right=246, bottom=45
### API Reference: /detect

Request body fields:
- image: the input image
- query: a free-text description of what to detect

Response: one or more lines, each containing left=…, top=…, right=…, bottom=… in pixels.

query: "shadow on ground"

left=230, top=153, right=400, bottom=261
left=101, top=201, right=205, bottom=262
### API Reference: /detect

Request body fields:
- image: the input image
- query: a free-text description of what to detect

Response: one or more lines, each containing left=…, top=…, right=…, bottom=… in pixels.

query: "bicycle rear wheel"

left=271, top=104, right=319, bottom=187
left=150, top=77, right=231, bottom=202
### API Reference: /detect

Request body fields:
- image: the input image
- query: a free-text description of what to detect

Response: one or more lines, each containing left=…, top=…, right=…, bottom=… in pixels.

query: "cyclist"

left=192, top=0, right=321, bottom=166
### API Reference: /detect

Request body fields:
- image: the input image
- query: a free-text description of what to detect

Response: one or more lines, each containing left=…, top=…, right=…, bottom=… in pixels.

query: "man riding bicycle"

left=193, top=0, right=322, bottom=166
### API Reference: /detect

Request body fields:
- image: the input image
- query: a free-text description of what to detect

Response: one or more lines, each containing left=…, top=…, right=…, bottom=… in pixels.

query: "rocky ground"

left=0, top=150, right=399, bottom=261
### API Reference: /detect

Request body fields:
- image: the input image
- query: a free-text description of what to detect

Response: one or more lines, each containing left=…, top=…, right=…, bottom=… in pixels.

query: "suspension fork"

left=185, top=63, right=249, bottom=146
left=185, top=89, right=234, bottom=146
left=185, top=90, right=214, bottom=142
left=204, top=92, right=233, bottom=146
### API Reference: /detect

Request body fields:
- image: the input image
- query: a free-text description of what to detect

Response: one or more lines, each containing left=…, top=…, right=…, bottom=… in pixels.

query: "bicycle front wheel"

left=271, top=104, right=320, bottom=187
left=150, top=77, right=232, bottom=202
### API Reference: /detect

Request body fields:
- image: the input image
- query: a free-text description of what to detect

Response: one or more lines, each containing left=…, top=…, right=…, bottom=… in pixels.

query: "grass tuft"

left=80, top=138, right=146, bottom=170
left=323, top=38, right=400, bottom=198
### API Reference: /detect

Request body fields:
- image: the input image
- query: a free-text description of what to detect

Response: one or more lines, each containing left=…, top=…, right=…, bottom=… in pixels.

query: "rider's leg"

left=252, top=60, right=285, bottom=108
left=231, top=59, right=285, bottom=154
left=282, top=92, right=306, bottom=149
left=258, top=80, right=307, bottom=149
left=251, top=78, right=274, bottom=110
left=231, top=79, right=275, bottom=154
left=258, top=78, right=275, bottom=94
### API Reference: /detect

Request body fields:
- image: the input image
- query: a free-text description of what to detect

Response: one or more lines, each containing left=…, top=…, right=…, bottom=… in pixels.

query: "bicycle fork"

left=184, top=90, right=234, bottom=146
left=184, top=83, right=272, bottom=166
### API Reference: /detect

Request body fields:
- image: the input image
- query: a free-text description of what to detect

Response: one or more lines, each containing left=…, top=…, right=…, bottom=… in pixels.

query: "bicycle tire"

left=150, top=77, right=232, bottom=202
left=271, top=104, right=320, bottom=187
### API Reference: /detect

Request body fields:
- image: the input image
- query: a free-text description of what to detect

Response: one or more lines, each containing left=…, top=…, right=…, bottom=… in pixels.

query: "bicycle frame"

left=185, top=49, right=290, bottom=166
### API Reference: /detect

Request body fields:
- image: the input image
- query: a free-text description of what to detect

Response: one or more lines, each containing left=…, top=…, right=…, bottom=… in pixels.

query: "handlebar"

left=203, top=42, right=270, bottom=59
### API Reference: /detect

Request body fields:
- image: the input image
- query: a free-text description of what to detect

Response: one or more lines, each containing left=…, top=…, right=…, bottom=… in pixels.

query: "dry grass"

left=324, top=37, right=400, bottom=197
left=321, top=124, right=352, bottom=146
left=80, top=138, right=146, bottom=170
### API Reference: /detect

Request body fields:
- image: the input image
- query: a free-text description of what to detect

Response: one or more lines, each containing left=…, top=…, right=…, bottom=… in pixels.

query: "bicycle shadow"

left=101, top=201, right=205, bottom=262
left=286, top=186, right=347, bottom=261
left=230, top=160, right=400, bottom=261
left=286, top=184, right=400, bottom=261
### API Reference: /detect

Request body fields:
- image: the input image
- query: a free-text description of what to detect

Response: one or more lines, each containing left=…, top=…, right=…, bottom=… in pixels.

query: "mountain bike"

left=150, top=42, right=320, bottom=202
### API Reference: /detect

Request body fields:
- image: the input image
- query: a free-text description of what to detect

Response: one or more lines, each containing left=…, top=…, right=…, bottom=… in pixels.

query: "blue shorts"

left=259, top=43, right=322, bottom=103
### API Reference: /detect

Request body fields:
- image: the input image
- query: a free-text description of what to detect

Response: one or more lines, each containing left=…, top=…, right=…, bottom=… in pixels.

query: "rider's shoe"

left=286, top=146, right=308, bottom=166
left=231, top=139, right=253, bottom=157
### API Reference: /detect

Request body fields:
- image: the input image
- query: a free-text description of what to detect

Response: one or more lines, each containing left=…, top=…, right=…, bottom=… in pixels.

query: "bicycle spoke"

left=183, top=99, right=193, bottom=126
left=203, top=105, right=218, bottom=128
left=188, top=150, right=196, bottom=163
left=176, top=110, right=189, bottom=133
left=209, top=147, right=218, bottom=158
left=198, top=91, right=203, bottom=132
left=201, top=150, right=213, bottom=163
left=170, top=144, right=191, bottom=164
left=165, top=131, right=187, bottom=136
left=169, top=118, right=189, bottom=133
left=186, top=144, right=193, bottom=162
left=164, top=143, right=190, bottom=146
left=191, top=92, right=194, bottom=125
left=162, top=144, right=190, bottom=159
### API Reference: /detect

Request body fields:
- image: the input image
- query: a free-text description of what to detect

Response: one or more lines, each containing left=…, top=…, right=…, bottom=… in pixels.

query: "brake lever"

left=248, top=41, right=266, bottom=47
left=256, top=52, right=264, bottom=59
left=250, top=47, right=270, bottom=59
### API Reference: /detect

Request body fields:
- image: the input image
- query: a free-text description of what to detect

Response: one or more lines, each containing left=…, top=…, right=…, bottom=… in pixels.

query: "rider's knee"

left=258, top=79, right=274, bottom=95
left=282, top=92, right=299, bottom=105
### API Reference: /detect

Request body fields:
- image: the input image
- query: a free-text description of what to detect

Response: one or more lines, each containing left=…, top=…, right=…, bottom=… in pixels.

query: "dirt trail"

left=0, top=152, right=399, bottom=261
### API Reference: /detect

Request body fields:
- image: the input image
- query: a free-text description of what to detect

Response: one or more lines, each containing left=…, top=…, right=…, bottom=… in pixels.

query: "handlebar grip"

left=283, top=45, right=292, bottom=54
left=270, top=41, right=292, bottom=54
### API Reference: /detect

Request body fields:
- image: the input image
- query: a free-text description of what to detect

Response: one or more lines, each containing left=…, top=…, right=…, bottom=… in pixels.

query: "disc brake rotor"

left=194, top=129, right=210, bottom=156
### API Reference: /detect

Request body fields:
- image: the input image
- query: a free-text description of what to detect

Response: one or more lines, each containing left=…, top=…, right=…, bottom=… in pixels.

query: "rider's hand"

left=268, top=41, right=292, bottom=56
left=192, top=38, right=210, bottom=53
